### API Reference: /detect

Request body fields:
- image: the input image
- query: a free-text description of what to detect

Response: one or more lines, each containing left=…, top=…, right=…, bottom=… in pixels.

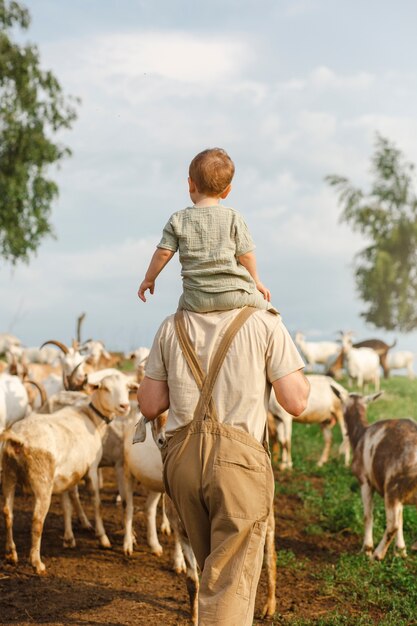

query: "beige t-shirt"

left=145, top=309, right=305, bottom=442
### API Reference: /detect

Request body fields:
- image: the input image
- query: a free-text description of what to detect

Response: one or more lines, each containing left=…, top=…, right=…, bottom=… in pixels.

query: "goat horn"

left=67, top=362, right=88, bottom=391
left=40, top=340, right=69, bottom=355
left=24, top=379, right=47, bottom=407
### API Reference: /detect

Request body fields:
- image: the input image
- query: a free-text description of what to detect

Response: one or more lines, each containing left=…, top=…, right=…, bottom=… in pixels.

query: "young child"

left=138, top=147, right=276, bottom=313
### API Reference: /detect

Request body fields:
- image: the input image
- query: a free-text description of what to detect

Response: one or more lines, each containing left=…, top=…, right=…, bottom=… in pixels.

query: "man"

left=137, top=307, right=309, bottom=625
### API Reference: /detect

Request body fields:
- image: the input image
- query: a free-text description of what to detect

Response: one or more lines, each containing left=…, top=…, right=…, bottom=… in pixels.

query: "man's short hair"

left=189, top=148, right=235, bottom=196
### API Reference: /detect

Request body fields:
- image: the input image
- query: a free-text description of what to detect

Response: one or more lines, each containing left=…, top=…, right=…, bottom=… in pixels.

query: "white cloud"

left=275, top=66, right=375, bottom=96
left=268, top=185, right=365, bottom=258
left=284, top=0, right=320, bottom=17
left=0, top=237, right=157, bottom=315
left=310, top=66, right=375, bottom=90
left=256, top=205, right=288, bottom=219
left=36, top=237, right=150, bottom=281
left=346, top=114, right=417, bottom=165
left=44, top=31, right=249, bottom=88
left=298, top=111, right=337, bottom=140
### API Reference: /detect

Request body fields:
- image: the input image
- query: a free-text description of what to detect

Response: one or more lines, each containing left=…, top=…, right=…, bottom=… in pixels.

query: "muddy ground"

left=0, top=467, right=375, bottom=626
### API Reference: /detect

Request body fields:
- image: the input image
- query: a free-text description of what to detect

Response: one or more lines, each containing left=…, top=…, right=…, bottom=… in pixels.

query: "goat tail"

left=389, top=339, right=397, bottom=350
left=0, top=430, right=27, bottom=457
left=331, top=379, right=348, bottom=400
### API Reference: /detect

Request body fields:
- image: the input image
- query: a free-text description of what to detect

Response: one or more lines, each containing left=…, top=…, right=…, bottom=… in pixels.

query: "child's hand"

left=256, top=282, right=271, bottom=302
left=138, top=279, right=155, bottom=302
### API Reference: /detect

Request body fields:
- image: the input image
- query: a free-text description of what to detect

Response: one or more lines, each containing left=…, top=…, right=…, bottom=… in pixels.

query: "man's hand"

left=138, top=279, right=155, bottom=302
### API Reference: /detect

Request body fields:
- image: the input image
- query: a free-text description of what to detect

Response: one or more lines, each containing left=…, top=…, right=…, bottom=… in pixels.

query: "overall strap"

left=193, top=306, right=257, bottom=421
left=174, top=310, right=218, bottom=420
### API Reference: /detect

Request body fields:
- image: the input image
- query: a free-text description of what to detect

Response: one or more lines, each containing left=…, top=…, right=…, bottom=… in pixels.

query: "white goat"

left=0, top=373, right=31, bottom=432
left=269, top=375, right=350, bottom=469
left=0, top=373, right=33, bottom=481
left=332, top=387, right=417, bottom=560
left=86, top=368, right=135, bottom=386
left=295, top=332, right=340, bottom=371
left=39, top=340, right=88, bottom=395
left=79, top=339, right=112, bottom=367
left=0, top=333, right=21, bottom=354
left=1, top=374, right=134, bottom=574
left=123, top=416, right=185, bottom=569
left=40, top=378, right=139, bottom=510
left=125, top=346, right=150, bottom=369
left=387, top=351, right=414, bottom=379
left=7, top=344, right=59, bottom=365
left=341, top=334, right=380, bottom=391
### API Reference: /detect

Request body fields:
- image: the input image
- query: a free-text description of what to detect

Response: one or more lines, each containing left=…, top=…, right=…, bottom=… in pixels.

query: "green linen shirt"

left=157, top=205, right=256, bottom=293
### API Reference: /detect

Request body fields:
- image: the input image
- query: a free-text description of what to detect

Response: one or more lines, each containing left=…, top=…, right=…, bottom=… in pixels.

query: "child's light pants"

left=163, top=419, right=275, bottom=626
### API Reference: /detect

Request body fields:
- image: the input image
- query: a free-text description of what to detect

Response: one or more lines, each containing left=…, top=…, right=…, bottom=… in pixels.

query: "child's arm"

left=237, top=251, right=271, bottom=302
left=138, top=248, right=175, bottom=302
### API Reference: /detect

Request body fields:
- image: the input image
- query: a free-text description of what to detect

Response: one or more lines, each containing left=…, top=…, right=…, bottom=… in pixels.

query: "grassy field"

left=272, top=375, right=417, bottom=625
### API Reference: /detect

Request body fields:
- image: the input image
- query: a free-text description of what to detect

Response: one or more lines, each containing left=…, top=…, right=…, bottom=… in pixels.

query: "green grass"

left=275, top=616, right=379, bottom=626
left=277, top=548, right=308, bottom=571
left=316, top=554, right=417, bottom=624
left=272, top=376, right=417, bottom=625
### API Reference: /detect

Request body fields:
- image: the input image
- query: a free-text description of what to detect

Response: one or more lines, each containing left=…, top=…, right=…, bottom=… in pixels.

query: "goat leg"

left=360, top=482, right=374, bottom=556
left=373, top=499, right=401, bottom=561
left=260, top=508, right=276, bottom=619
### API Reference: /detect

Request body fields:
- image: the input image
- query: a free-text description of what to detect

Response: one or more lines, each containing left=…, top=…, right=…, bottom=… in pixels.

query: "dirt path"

left=0, top=468, right=370, bottom=625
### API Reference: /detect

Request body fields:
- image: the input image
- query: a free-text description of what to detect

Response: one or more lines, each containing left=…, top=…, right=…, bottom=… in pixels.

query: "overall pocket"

left=213, top=452, right=267, bottom=520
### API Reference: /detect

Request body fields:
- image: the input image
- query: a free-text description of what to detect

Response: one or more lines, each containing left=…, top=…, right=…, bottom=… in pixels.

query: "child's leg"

left=179, top=288, right=278, bottom=313
left=242, top=290, right=279, bottom=313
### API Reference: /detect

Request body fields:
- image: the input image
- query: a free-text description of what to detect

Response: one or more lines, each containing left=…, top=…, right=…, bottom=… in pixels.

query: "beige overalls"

left=162, top=307, right=275, bottom=626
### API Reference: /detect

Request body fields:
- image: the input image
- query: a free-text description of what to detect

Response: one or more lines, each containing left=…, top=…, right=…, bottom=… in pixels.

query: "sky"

left=1, top=0, right=417, bottom=356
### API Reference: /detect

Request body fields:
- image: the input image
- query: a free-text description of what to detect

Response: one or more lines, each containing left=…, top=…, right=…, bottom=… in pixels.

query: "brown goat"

left=331, top=386, right=417, bottom=560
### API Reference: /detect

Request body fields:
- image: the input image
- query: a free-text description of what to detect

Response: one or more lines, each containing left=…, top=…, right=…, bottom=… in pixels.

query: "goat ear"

left=128, top=382, right=139, bottom=391
left=364, top=391, right=384, bottom=405
left=132, top=415, right=147, bottom=444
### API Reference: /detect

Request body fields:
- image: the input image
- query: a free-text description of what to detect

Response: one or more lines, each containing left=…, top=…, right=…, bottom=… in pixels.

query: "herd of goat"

left=0, top=328, right=417, bottom=623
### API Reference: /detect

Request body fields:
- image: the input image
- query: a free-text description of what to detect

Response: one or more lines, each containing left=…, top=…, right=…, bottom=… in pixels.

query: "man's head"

left=188, top=148, right=235, bottom=198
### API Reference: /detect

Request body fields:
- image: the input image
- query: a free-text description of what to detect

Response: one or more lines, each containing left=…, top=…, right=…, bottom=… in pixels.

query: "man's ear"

left=220, top=183, right=232, bottom=199
left=188, top=177, right=197, bottom=193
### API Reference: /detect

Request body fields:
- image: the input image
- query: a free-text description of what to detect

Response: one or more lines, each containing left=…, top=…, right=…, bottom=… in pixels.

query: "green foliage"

left=0, top=0, right=79, bottom=263
left=326, top=134, right=417, bottom=332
